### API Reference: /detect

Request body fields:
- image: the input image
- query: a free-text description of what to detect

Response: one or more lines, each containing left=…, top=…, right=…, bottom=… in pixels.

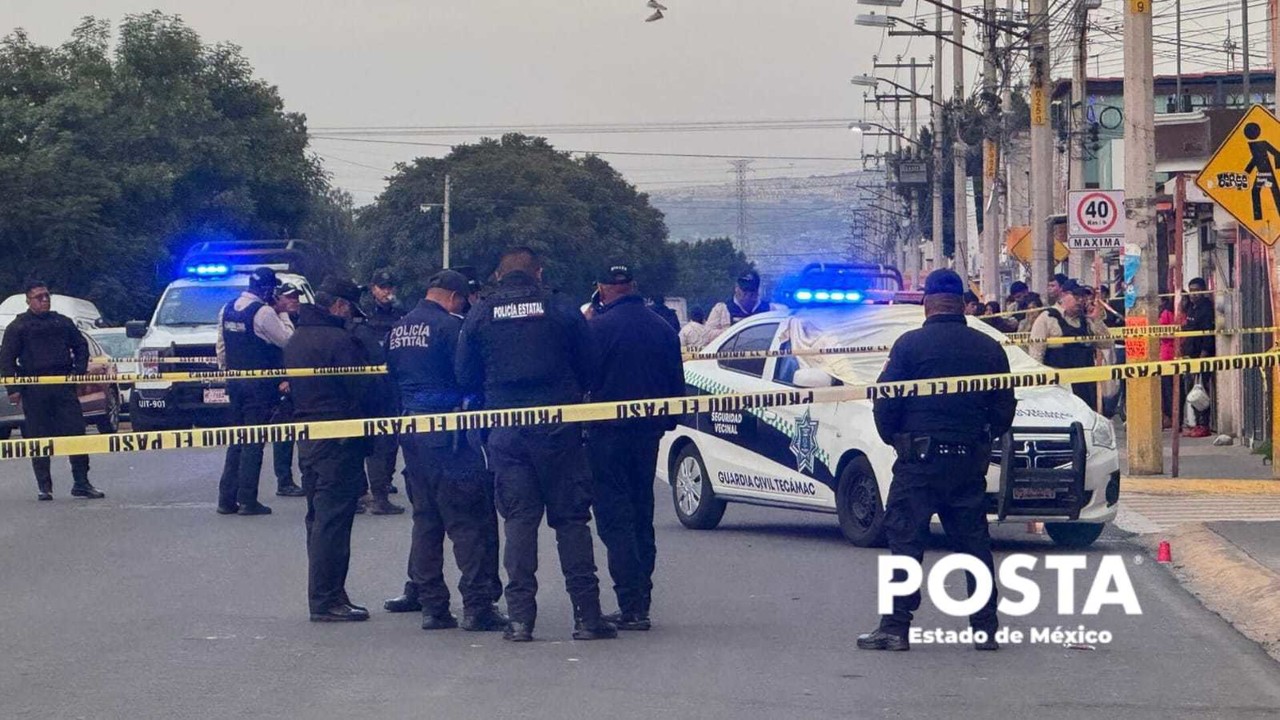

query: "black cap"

left=598, top=264, right=634, bottom=285
left=278, top=281, right=302, bottom=298
left=923, top=268, right=964, bottom=297
left=248, top=267, right=279, bottom=293
left=427, top=270, right=471, bottom=296
left=736, top=270, right=761, bottom=292
left=1009, top=281, right=1028, bottom=295
left=369, top=270, right=396, bottom=288
left=1060, top=278, right=1091, bottom=297
left=451, top=266, right=483, bottom=294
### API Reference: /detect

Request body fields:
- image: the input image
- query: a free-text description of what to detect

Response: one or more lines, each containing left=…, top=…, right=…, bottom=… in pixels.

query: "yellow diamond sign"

left=1197, top=105, right=1280, bottom=246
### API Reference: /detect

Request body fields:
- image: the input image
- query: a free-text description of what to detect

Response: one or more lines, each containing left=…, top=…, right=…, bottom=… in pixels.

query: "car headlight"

left=1090, top=417, right=1116, bottom=450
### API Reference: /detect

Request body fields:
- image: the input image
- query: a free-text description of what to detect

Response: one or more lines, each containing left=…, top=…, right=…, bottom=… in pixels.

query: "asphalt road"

left=3, top=447, right=1280, bottom=720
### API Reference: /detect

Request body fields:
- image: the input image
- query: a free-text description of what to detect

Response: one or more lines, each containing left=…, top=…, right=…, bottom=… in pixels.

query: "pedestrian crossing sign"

left=1197, top=105, right=1280, bottom=246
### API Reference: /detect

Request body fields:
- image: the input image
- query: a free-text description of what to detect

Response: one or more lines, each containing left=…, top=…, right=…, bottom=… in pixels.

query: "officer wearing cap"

left=381, top=270, right=507, bottom=631
left=456, top=246, right=615, bottom=642
left=1027, top=278, right=1109, bottom=409
left=703, top=269, right=771, bottom=339
left=586, top=264, right=685, bottom=631
left=215, top=266, right=294, bottom=516
left=271, top=283, right=306, bottom=498
left=285, top=276, right=373, bottom=622
left=352, top=270, right=407, bottom=514
left=857, top=269, right=1016, bottom=652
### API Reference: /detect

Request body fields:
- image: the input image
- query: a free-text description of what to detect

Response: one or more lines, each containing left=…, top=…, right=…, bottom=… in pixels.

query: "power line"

left=310, top=136, right=863, bottom=162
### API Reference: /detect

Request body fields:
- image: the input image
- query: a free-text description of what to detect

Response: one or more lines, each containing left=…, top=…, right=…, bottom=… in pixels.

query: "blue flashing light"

left=185, top=263, right=230, bottom=277
left=830, top=291, right=846, bottom=301
left=846, top=290, right=863, bottom=303
left=795, top=289, right=814, bottom=302
left=814, top=291, right=831, bottom=301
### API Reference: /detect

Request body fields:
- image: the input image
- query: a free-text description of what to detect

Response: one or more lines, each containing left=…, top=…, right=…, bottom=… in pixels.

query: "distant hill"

left=646, top=171, right=878, bottom=288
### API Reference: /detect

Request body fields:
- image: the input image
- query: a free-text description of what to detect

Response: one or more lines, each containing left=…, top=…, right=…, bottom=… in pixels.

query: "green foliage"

left=354, top=134, right=674, bottom=303
left=0, top=13, right=349, bottom=321
left=667, top=237, right=754, bottom=314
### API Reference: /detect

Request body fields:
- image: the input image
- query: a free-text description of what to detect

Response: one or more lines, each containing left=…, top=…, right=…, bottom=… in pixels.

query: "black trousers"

left=274, top=440, right=294, bottom=485
left=365, top=434, right=399, bottom=497
left=488, top=424, right=601, bottom=625
left=218, top=381, right=275, bottom=508
left=21, top=385, right=89, bottom=491
left=400, top=432, right=502, bottom=616
left=879, top=453, right=998, bottom=637
left=586, top=428, right=661, bottom=616
left=300, top=438, right=366, bottom=613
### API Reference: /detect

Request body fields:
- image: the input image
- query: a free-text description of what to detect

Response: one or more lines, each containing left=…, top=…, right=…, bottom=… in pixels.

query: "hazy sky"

left=3, top=1, right=926, bottom=205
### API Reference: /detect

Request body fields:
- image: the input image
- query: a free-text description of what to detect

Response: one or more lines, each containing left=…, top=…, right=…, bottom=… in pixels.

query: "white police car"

left=656, top=265, right=1120, bottom=549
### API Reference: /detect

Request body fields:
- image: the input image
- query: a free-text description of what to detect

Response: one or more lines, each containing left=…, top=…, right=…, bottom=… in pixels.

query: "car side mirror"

left=793, top=368, right=835, bottom=388
left=125, top=320, right=148, bottom=339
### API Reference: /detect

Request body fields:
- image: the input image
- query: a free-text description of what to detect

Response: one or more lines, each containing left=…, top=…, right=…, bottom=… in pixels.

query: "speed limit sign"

left=1067, top=190, right=1124, bottom=250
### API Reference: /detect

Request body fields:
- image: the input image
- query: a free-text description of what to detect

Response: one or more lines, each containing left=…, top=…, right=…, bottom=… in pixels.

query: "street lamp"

left=854, top=13, right=895, bottom=27
left=849, top=74, right=879, bottom=88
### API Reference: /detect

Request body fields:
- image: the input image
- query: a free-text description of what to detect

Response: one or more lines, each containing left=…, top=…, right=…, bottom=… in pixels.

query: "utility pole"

left=1124, top=0, right=1162, bottom=474
left=1244, top=0, right=1252, bottom=101
left=1071, top=1, right=1091, bottom=283
left=953, top=3, right=970, bottom=280
left=980, top=0, right=1001, bottom=300
left=419, top=173, right=453, bottom=269
left=729, top=160, right=753, bottom=256
left=1029, top=0, right=1053, bottom=296
left=932, top=6, right=945, bottom=276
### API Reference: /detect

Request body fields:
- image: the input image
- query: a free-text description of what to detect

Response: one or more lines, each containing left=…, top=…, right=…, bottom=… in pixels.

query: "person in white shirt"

left=703, top=270, right=772, bottom=341
left=678, top=307, right=709, bottom=349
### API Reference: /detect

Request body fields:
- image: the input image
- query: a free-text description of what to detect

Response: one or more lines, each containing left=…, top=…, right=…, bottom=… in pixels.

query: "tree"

left=0, top=13, right=346, bottom=321
left=667, top=237, right=754, bottom=314
left=354, top=134, right=673, bottom=303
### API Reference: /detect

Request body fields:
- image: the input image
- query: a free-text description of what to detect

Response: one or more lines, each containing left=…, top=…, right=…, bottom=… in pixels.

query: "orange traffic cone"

left=1157, top=540, right=1172, bottom=564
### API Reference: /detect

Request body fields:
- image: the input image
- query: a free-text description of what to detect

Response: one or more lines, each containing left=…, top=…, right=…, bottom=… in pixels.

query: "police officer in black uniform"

left=285, top=277, right=372, bottom=622
left=352, top=270, right=406, bottom=514
left=382, top=270, right=507, bottom=631
left=271, top=282, right=305, bottom=498
left=586, top=265, right=685, bottom=631
left=0, top=280, right=103, bottom=501
left=216, top=267, right=294, bottom=516
left=456, top=247, right=616, bottom=642
left=857, top=269, right=1017, bottom=652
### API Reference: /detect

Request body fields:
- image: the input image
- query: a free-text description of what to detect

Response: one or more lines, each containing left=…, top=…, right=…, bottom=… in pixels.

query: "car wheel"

left=94, top=389, right=121, bottom=435
left=836, top=456, right=887, bottom=547
left=1045, top=522, right=1105, bottom=548
left=671, top=444, right=727, bottom=530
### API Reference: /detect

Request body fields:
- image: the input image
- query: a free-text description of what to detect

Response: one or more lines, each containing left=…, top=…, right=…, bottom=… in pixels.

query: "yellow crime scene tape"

left=11, top=322, right=1274, bottom=384
left=4, top=349, right=1280, bottom=460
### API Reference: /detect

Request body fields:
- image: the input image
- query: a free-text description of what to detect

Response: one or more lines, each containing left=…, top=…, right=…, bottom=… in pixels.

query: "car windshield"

left=91, top=333, right=140, bottom=358
left=781, top=305, right=1045, bottom=385
left=154, top=285, right=244, bottom=327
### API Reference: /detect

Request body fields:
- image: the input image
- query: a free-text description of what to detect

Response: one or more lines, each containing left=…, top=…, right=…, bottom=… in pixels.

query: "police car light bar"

left=792, top=289, right=865, bottom=304
left=184, top=263, right=230, bottom=277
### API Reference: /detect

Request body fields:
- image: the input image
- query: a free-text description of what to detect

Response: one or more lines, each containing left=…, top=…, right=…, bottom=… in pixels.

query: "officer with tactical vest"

left=858, top=269, right=1017, bottom=652
left=1027, top=279, right=1109, bottom=410
left=456, top=247, right=615, bottom=642
left=351, top=270, right=406, bottom=515
left=702, top=269, right=772, bottom=340
left=382, top=270, right=506, bottom=632
left=216, top=267, right=294, bottom=516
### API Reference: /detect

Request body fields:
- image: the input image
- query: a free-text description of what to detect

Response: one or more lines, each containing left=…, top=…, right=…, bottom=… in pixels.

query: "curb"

left=1124, top=477, right=1280, bottom=496
left=1142, top=525, right=1280, bottom=663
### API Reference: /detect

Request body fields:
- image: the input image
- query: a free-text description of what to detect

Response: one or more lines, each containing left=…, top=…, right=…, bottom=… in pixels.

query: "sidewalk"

left=1117, top=424, right=1276, bottom=491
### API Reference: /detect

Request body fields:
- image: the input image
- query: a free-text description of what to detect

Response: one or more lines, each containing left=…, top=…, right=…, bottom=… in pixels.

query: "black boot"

left=461, top=605, right=510, bottom=632
left=70, top=464, right=103, bottom=499
left=276, top=482, right=305, bottom=497
left=384, top=594, right=423, bottom=613
left=503, top=621, right=534, bottom=642
left=573, top=602, right=617, bottom=640
left=603, top=611, right=651, bottom=632
left=367, top=494, right=405, bottom=515
left=35, top=475, right=53, bottom=502
left=856, top=628, right=909, bottom=651
left=421, top=611, right=459, bottom=631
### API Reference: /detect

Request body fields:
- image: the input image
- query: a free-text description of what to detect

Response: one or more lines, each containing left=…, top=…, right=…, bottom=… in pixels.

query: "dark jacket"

left=1181, top=297, right=1216, bottom=358
left=651, top=303, right=680, bottom=332
left=456, top=271, right=596, bottom=409
left=873, top=314, right=1017, bottom=447
left=388, top=299, right=465, bottom=413
left=0, top=311, right=89, bottom=389
left=589, top=294, right=686, bottom=432
left=284, top=305, right=370, bottom=422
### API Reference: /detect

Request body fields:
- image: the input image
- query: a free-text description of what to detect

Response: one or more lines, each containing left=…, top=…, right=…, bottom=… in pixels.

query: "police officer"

left=857, top=269, right=1016, bottom=652
left=586, top=265, right=685, bottom=631
left=703, top=270, right=771, bottom=338
left=456, top=246, right=615, bottom=642
left=0, top=280, right=103, bottom=501
left=382, top=270, right=507, bottom=631
left=352, top=270, right=406, bottom=514
left=271, top=282, right=305, bottom=498
left=285, top=277, right=372, bottom=622
left=216, top=267, right=294, bottom=516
